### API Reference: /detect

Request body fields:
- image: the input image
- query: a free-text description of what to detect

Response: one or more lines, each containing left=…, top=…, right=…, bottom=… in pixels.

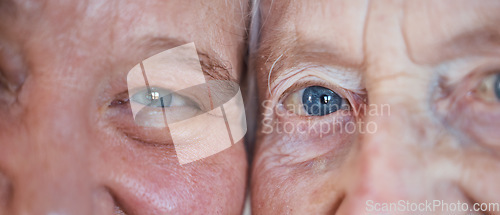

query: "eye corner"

left=108, top=91, right=130, bottom=108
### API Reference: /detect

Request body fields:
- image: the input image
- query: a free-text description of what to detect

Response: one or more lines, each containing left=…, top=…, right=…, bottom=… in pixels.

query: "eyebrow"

left=405, top=25, right=500, bottom=66
left=442, top=28, right=500, bottom=59
left=140, top=36, right=235, bottom=82
left=257, top=34, right=362, bottom=85
left=198, top=52, right=235, bottom=82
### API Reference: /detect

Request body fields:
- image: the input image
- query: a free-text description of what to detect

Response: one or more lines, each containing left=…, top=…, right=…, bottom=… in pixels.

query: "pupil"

left=321, top=95, right=331, bottom=104
left=147, top=91, right=160, bottom=100
left=145, top=88, right=173, bottom=108
left=302, top=86, right=342, bottom=116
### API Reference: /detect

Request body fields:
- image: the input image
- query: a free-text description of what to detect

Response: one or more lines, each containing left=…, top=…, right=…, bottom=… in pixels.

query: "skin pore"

left=0, top=0, right=248, bottom=214
left=251, top=0, right=500, bottom=214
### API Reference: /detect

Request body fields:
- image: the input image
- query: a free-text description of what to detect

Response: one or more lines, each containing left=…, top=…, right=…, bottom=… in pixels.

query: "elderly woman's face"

left=252, top=0, right=500, bottom=214
left=0, top=0, right=247, bottom=214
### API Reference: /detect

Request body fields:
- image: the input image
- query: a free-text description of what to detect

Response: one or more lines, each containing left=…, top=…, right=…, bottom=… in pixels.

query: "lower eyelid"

left=276, top=103, right=353, bottom=120
left=106, top=100, right=226, bottom=148
left=271, top=105, right=355, bottom=141
left=169, top=94, right=196, bottom=107
left=104, top=105, right=172, bottom=145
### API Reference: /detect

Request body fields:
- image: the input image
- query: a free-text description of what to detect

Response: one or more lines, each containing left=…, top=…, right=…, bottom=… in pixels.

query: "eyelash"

left=278, top=80, right=361, bottom=118
left=110, top=87, right=200, bottom=108
left=130, top=87, right=201, bottom=109
left=438, top=64, right=500, bottom=103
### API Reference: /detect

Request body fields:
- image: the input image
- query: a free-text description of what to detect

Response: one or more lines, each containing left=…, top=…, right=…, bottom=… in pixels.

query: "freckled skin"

left=0, top=0, right=248, bottom=214
left=252, top=0, right=500, bottom=214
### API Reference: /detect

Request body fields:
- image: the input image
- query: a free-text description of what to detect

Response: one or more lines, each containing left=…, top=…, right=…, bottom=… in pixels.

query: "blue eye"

left=131, top=87, right=173, bottom=107
left=302, top=86, right=343, bottom=116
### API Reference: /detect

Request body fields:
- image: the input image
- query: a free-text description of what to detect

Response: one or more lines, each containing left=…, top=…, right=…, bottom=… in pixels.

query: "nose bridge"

left=355, top=108, right=422, bottom=192
left=357, top=43, right=430, bottom=187
left=344, top=0, right=439, bottom=204
left=7, top=83, right=96, bottom=215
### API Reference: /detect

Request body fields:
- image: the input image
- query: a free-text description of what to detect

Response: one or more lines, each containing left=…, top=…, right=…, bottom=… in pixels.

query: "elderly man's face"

left=0, top=0, right=248, bottom=214
left=252, top=0, right=500, bottom=214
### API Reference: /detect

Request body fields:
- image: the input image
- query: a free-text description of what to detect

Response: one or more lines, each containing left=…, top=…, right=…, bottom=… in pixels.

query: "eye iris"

left=150, top=93, right=172, bottom=107
left=495, top=74, right=500, bottom=101
left=302, top=86, right=342, bottom=116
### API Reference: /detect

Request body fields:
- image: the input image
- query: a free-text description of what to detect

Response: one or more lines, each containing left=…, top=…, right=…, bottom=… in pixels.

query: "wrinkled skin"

left=0, top=0, right=248, bottom=214
left=251, top=0, right=500, bottom=214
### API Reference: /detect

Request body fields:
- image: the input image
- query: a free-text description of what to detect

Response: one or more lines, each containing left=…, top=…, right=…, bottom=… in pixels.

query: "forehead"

left=258, top=0, right=500, bottom=65
left=0, top=0, right=247, bottom=78
left=2, top=0, right=246, bottom=39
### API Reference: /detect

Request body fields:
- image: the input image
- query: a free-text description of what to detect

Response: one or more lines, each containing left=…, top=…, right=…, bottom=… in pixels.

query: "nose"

left=337, top=89, right=468, bottom=214
left=333, top=6, right=464, bottom=211
left=0, top=85, right=114, bottom=215
left=339, top=108, right=431, bottom=214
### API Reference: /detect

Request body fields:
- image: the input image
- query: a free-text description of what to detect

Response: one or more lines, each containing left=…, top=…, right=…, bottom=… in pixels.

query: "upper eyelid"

left=278, top=79, right=350, bottom=103
left=269, top=63, right=365, bottom=100
left=129, top=86, right=197, bottom=101
left=128, top=86, right=187, bottom=106
left=436, top=58, right=500, bottom=93
left=127, top=85, right=171, bottom=96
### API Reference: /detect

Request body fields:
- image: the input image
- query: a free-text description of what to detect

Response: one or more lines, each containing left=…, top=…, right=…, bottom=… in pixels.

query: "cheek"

left=451, top=100, right=500, bottom=149
left=93, top=133, right=247, bottom=214
left=251, top=159, right=345, bottom=214
left=251, top=131, right=352, bottom=213
left=258, top=115, right=355, bottom=165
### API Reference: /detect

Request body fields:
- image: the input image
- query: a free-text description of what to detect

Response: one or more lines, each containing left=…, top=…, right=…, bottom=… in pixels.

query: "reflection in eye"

left=283, top=85, right=350, bottom=116
left=130, top=87, right=199, bottom=109
left=476, top=73, right=500, bottom=103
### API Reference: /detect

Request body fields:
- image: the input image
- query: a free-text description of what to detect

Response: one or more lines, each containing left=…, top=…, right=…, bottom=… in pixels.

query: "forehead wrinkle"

left=259, top=0, right=293, bottom=33
left=256, top=0, right=369, bottom=90
left=257, top=31, right=365, bottom=97
left=255, top=2, right=302, bottom=86
left=255, top=34, right=295, bottom=95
